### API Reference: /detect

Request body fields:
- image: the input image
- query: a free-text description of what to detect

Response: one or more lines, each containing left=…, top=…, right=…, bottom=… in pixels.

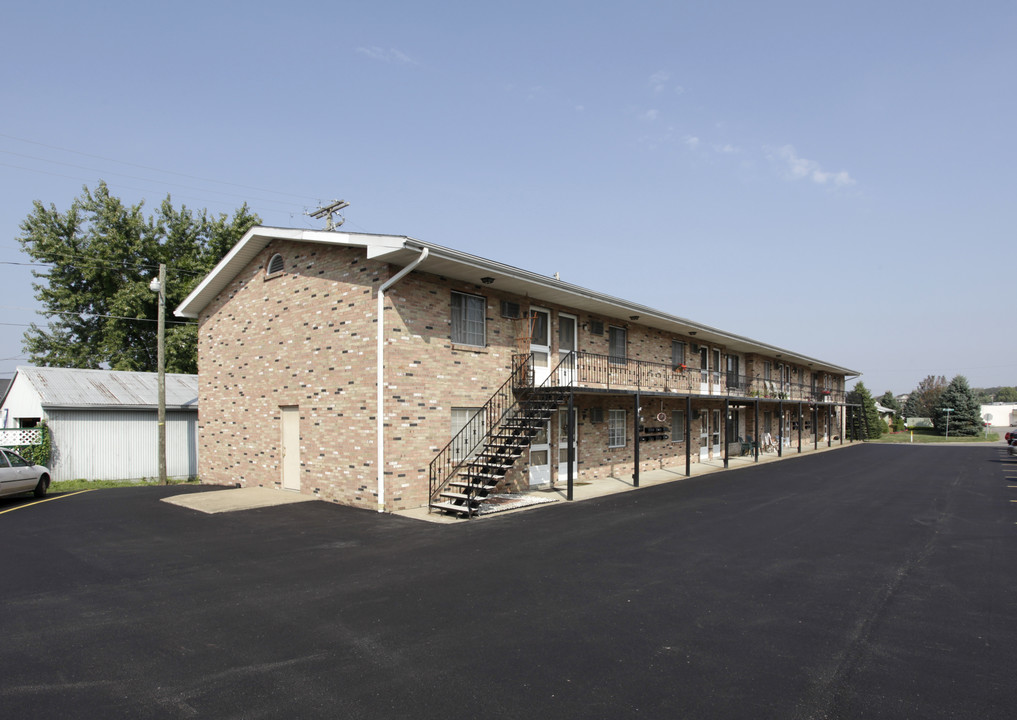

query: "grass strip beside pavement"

left=873, top=428, right=1000, bottom=444
left=50, top=478, right=202, bottom=492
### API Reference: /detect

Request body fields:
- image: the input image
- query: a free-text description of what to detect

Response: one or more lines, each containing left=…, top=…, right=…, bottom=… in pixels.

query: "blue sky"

left=1, top=1, right=1014, bottom=396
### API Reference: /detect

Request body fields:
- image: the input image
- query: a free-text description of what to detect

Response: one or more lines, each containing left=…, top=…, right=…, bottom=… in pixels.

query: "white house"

left=0, top=366, right=198, bottom=482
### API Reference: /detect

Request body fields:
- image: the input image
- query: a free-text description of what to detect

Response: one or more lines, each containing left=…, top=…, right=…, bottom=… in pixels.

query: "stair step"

left=439, top=491, right=483, bottom=503
left=430, top=501, right=474, bottom=516
left=450, top=480, right=497, bottom=491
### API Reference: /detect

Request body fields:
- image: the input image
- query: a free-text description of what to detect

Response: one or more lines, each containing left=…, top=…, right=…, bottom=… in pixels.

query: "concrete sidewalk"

left=397, top=438, right=860, bottom=523
left=161, top=486, right=317, bottom=514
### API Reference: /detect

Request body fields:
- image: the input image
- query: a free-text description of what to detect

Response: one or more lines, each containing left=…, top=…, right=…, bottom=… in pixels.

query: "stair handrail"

left=428, top=351, right=577, bottom=509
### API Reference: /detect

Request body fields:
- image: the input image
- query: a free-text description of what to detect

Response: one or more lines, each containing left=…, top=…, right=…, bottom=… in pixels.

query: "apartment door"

left=529, top=420, right=551, bottom=487
left=711, top=349, right=722, bottom=395
left=711, top=409, right=722, bottom=458
left=699, top=410, right=710, bottom=462
left=281, top=406, right=300, bottom=491
left=699, top=346, right=710, bottom=394
left=557, top=406, right=577, bottom=481
left=530, top=308, right=551, bottom=386
left=557, top=313, right=577, bottom=386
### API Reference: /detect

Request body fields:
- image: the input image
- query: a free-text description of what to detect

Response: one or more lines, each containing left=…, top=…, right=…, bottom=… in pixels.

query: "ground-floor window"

left=608, top=409, right=626, bottom=447
left=672, top=409, right=685, bottom=441
left=451, top=407, right=484, bottom=460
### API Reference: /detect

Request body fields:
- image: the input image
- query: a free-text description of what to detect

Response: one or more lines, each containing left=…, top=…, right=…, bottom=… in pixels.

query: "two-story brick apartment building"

left=176, top=227, right=860, bottom=515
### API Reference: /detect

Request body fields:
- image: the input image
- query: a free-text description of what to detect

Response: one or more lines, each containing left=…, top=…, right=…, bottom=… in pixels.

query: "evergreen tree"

left=847, top=381, right=884, bottom=439
left=878, top=391, right=901, bottom=417
left=931, top=375, right=983, bottom=436
left=906, top=375, right=947, bottom=418
left=18, top=182, right=259, bottom=374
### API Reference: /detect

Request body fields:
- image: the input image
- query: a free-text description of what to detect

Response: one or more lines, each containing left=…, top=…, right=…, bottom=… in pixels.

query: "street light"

left=943, top=407, right=954, bottom=440
left=149, top=264, right=167, bottom=485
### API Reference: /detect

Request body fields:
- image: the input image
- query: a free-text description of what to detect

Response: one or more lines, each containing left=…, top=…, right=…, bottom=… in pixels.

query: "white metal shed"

left=0, top=366, right=198, bottom=482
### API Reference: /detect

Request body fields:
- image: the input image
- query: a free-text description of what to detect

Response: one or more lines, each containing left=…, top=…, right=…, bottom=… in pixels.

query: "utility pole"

left=150, top=264, right=167, bottom=485
left=308, top=200, right=349, bottom=231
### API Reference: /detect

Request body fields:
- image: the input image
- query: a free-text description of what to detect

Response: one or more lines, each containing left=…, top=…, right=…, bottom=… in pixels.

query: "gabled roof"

left=175, top=225, right=861, bottom=377
left=4, top=366, right=198, bottom=410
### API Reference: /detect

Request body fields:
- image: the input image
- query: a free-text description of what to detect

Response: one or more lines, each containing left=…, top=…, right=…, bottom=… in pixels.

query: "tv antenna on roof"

left=307, top=200, right=349, bottom=231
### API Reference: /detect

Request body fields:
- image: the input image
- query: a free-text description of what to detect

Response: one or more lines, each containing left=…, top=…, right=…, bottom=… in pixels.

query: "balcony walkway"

left=399, top=438, right=862, bottom=523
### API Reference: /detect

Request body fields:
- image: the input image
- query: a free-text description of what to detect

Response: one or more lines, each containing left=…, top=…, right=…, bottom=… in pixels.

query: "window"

left=763, top=361, right=772, bottom=382
left=763, top=411, right=773, bottom=435
left=726, top=355, right=740, bottom=386
left=266, top=253, right=285, bottom=276
left=672, top=410, right=685, bottom=441
left=451, top=407, right=485, bottom=460
left=451, top=291, right=485, bottom=347
left=672, top=341, right=686, bottom=370
left=608, top=326, right=626, bottom=365
left=608, top=409, right=626, bottom=448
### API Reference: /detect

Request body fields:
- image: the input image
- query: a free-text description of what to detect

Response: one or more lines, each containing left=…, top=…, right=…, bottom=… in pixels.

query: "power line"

left=0, top=305, right=195, bottom=326
left=0, top=132, right=312, bottom=201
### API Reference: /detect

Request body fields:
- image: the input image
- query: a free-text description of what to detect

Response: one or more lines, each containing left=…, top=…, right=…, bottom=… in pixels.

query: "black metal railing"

left=428, top=355, right=530, bottom=507
left=510, top=351, right=846, bottom=403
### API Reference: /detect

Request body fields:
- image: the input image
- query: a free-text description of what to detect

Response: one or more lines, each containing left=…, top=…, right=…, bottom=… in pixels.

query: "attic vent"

left=500, top=300, right=521, bottom=319
left=589, top=319, right=604, bottom=336
left=267, top=253, right=285, bottom=276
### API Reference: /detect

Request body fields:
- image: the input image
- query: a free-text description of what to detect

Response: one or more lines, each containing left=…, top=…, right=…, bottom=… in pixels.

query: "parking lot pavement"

left=2, top=444, right=1016, bottom=719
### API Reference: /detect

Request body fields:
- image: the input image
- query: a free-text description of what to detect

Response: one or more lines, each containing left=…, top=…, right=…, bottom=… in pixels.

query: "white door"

left=711, top=349, right=722, bottom=395
left=711, top=409, right=722, bottom=458
left=557, top=407, right=577, bottom=480
left=699, top=346, right=709, bottom=395
left=557, top=313, right=577, bottom=386
left=529, top=420, right=551, bottom=487
left=530, top=308, right=551, bottom=386
left=699, top=411, right=710, bottom=462
left=281, top=406, right=301, bottom=491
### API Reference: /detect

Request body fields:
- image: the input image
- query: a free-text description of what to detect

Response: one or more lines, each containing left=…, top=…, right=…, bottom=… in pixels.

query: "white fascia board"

left=174, top=226, right=411, bottom=318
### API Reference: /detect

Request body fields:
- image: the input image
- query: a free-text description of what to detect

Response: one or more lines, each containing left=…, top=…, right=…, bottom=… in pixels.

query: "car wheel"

left=34, top=474, right=49, bottom=498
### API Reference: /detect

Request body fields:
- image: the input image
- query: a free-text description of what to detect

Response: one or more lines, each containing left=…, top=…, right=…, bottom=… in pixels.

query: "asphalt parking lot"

left=2, top=443, right=1015, bottom=719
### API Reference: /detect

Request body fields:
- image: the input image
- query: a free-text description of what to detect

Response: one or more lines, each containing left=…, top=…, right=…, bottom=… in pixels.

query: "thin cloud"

left=767, top=144, right=855, bottom=187
left=641, top=109, right=660, bottom=121
left=649, top=70, right=670, bottom=93
left=684, top=135, right=700, bottom=149
left=356, top=47, right=418, bottom=65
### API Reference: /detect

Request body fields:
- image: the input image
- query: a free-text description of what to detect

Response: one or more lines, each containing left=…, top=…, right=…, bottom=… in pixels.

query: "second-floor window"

left=609, top=327, right=627, bottom=365
left=672, top=341, right=686, bottom=370
left=726, top=355, right=740, bottom=387
left=451, top=291, right=485, bottom=346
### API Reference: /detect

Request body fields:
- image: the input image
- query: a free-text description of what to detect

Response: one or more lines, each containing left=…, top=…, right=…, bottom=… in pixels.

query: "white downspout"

left=376, top=246, right=428, bottom=512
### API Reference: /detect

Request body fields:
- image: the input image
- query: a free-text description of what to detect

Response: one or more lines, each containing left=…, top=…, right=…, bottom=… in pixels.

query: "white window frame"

left=608, top=409, right=626, bottom=448
left=451, top=407, right=485, bottom=461
left=450, top=291, right=486, bottom=347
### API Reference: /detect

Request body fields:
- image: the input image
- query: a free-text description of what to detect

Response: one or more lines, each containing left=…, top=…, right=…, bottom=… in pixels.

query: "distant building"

left=0, top=366, right=198, bottom=481
left=980, top=403, right=1017, bottom=428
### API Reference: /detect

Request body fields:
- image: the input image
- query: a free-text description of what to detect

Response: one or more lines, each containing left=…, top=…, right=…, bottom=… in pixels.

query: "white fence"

left=0, top=427, right=44, bottom=446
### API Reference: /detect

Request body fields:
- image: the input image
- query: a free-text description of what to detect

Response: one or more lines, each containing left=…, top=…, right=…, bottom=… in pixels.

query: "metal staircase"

left=428, top=354, right=571, bottom=518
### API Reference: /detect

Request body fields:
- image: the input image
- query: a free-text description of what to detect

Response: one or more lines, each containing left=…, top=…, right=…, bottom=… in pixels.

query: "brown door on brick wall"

left=281, top=406, right=300, bottom=491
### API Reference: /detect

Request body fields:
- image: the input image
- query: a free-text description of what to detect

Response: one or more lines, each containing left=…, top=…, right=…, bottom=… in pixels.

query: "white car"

left=0, top=448, right=50, bottom=499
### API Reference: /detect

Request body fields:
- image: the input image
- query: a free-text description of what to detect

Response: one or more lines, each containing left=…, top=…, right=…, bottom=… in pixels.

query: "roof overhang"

left=175, top=226, right=861, bottom=377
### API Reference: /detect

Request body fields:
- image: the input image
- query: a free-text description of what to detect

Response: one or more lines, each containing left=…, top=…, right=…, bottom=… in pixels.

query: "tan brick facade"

left=193, top=234, right=852, bottom=512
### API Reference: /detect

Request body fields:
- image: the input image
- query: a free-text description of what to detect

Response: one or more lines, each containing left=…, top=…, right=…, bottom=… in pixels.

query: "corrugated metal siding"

left=47, top=409, right=198, bottom=482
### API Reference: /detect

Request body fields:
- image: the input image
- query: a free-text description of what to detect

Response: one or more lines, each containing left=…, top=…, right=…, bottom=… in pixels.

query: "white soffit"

left=175, top=226, right=860, bottom=377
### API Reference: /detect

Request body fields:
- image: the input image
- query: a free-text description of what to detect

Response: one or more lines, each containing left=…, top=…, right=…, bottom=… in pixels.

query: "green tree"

left=904, top=375, right=947, bottom=419
left=878, top=391, right=901, bottom=417
left=995, top=386, right=1017, bottom=402
left=18, top=182, right=259, bottom=374
left=931, top=375, right=983, bottom=436
left=847, top=381, right=884, bottom=439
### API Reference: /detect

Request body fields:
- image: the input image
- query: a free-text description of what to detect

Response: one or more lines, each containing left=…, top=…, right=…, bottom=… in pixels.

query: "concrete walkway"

left=396, top=438, right=861, bottom=523
left=161, top=486, right=317, bottom=514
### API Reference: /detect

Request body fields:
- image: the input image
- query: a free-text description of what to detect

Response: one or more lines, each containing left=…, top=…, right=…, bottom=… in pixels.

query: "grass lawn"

left=873, top=428, right=999, bottom=444
left=50, top=478, right=201, bottom=492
